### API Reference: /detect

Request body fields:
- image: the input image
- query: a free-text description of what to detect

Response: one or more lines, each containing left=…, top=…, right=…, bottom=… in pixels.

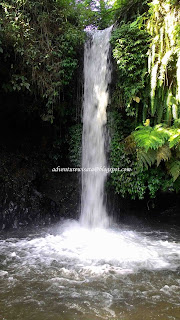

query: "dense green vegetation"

left=0, top=0, right=86, bottom=118
left=0, top=0, right=180, bottom=201
left=109, top=0, right=180, bottom=199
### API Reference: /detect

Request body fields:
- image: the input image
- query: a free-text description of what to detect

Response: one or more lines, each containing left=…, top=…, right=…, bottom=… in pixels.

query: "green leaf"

left=167, top=160, right=180, bottom=181
left=133, top=125, right=170, bottom=152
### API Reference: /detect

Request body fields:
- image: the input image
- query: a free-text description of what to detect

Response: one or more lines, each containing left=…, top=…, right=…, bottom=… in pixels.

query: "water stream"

left=0, top=28, right=180, bottom=320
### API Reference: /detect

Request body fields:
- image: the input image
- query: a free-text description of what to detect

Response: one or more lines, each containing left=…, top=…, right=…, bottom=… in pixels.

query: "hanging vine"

left=147, top=0, right=180, bottom=123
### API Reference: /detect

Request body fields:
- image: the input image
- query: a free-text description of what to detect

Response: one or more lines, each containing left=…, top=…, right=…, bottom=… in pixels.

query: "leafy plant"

left=111, top=20, right=150, bottom=117
left=125, top=121, right=180, bottom=182
left=0, top=0, right=86, bottom=120
left=133, top=124, right=170, bottom=152
left=68, top=124, right=82, bottom=167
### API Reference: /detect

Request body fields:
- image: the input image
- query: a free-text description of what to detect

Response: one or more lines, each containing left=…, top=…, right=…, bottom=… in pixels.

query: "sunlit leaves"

left=169, top=128, right=180, bottom=149
left=127, top=122, right=180, bottom=183
left=133, top=124, right=170, bottom=152
left=148, top=0, right=180, bottom=122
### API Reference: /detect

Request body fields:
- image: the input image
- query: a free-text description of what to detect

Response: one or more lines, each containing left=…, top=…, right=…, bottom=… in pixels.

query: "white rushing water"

left=1, top=221, right=180, bottom=277
left=1, top=221, right=180, bottom=320
left=80, top=26, right=113, bottom=228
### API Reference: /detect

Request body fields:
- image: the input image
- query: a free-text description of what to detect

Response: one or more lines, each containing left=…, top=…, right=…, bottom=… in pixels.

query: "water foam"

left=1, top=221, right=180, bottom=277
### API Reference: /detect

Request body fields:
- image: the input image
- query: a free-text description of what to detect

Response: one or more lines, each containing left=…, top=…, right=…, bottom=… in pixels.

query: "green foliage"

left=166, top=159, right=180, bottom=181
left=68, top=124, right=82, bottom=166
left=156, top=144, right=172, bottom=166
left=110, top=139, right=171, bottom=199
left=137, top=148, right=156, bottom=169
left=0, top=0, right=86, bottom=119
left=96, top=0, right=114, bottom=29
left=111, top=0, right=180, bottom=126
left=109, top=0, right=180, bottom=198
left=108, top=110, right=179, bottom=198
left=3, top=74, right=30, bottom=92
left=147, top=0, right=180, bottom=124
left=126, top=121, right=180, bottom=183
left=169, top=128, right=180, bottom=149
left=133, top=124, right=170, bottom=152
left=111, top=20, right=150, bottom=117
left=112, top=0, right=149, bottom=23
left=108, top=110, right=173, bottom=199
left=75, top=0, right=114, bottom=30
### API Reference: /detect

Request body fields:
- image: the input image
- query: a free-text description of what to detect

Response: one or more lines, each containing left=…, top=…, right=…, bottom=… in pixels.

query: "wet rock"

left=0, top=151, right=80, bottom=230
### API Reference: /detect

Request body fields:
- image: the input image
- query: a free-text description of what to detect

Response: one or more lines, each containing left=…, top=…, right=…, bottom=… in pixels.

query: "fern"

left=124, top=135, right=136, bottom=154
left=133, top=124, right=170, bottom=152
left=169, top=128, right=180, bottom=150
left=137, top=148, right=156, bottom=169
left=166, top=159, right=180, bottom=181
left=173, top=119, right=180, bottom=128
left=156, top=144, right=171, bottom=166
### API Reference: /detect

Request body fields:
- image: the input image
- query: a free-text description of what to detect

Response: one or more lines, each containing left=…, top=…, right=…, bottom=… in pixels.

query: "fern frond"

left=156, top=144, right=171, bottom=166
left=133, top=124, right=170, bottom=152
left=124, top=135, right=136, bottom=154
left=166, top=159, right=180, bottom=181
left=173, top=119, right=180, bottom=128
left=137, top=149, right=156, bottom=169
left=169, top=128, right=180, bottom=149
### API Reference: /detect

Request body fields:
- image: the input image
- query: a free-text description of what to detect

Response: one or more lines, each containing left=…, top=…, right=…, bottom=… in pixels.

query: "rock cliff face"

left=0, top=151, right=80, bottom=230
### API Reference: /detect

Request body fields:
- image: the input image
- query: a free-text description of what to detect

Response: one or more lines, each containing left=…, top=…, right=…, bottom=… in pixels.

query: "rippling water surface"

left=0, top=220, right=180, bottom=320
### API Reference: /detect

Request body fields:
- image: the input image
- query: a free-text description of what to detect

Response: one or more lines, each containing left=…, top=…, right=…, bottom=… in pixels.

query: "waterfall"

left=80, top=26, right=113, bottom=228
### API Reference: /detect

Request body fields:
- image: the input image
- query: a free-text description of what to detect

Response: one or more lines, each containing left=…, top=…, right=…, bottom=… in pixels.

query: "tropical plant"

left=68, top=124, right=82, bottom=167
left=0, top=0, right=86, bottom=121
left=124, top=121, right=180, bottom=182
left=147, top=0, right=180, bottom=124
left=110, top=20, right=150, bottom=117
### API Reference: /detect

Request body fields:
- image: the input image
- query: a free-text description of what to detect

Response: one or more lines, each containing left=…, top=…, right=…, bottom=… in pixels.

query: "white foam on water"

left=1, top=221, right=180, bottom=277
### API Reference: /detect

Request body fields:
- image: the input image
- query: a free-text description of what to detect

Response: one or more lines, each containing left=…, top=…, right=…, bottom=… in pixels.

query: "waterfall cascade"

left=80, top=26, right=113, bottom=228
